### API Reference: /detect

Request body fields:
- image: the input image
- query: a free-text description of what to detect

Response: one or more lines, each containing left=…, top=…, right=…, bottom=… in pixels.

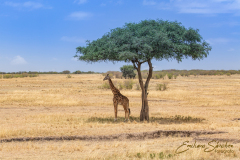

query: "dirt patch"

left=0, top=130, right=226, bottom=143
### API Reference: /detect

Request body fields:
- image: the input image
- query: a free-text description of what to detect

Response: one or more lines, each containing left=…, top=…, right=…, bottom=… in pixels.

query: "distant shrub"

left=67, top=75, right=72, bottom=78
left=173, top=74, right=178, bottom=79
left=124, top=80, right=134, bottom=89
left=118, top=82, right=124, bottom=90
left=62, top=70, right=71, bottom=74
left=167, top=73, right=173, bottom=79
left=226, top=73, right=231, bottom=76
left=99, top=82, right=110, bottom=89
left=156, top=83, right=167, bottom=91
left=135, top=84, right=140, bottom=90
left=73, top=70, right=82, bottom=74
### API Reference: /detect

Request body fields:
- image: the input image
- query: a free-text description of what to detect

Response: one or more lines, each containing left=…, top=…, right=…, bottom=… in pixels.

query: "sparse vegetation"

left=135, top=84, right=140, bottom=90
left=123, top=80, right=134, bottom=89
left=2, top=73, right=38, bottom=79
left=104, top=69, right=240, bottom=80
left=87, top=115, right=204, bottom=124
left=156, top=83, right=167, bottom=91
left=98, top=81, right=110, bottom=89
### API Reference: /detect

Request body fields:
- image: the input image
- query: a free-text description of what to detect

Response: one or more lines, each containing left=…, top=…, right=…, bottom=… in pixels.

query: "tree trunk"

left=133, top=59, right=153, bottom=122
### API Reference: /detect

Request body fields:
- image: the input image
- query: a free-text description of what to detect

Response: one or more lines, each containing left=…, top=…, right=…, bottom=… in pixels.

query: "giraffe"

left=103, top=74, right=131, bottom=122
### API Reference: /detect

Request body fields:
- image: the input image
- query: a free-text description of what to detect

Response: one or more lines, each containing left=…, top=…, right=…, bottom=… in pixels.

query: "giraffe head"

left=103, top=74, right=110, bottom=81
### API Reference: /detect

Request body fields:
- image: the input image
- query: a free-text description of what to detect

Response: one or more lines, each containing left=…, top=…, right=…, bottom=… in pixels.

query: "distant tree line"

left=0, top=70, right=101, bottom=75
left=103, top=69, right=240, bottom=79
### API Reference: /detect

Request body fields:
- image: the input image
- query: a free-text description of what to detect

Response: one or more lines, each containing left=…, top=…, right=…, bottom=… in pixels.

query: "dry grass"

left=0, top=74, right=240, bottom=159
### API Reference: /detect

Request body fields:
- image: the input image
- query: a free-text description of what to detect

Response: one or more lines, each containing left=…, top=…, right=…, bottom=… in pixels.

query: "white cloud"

left=61, top=36, right=86, bottom=43
left=143, top=0, right=240, bottom=15
left=68, top=11, right=92, bottom=20
left=5, top=1, right=51, bottom=10
left=11, top=56, right=27, bottom=65
left=74, top=0, right=87, bottom=4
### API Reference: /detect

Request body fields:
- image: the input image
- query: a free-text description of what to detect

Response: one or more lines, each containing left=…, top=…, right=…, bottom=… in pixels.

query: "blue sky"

left=0, top=0, right=240, bottom=72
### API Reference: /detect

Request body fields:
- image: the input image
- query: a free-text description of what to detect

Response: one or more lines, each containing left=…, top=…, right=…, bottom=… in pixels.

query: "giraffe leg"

left=124, top=107, right=127, bottom=122
left=113, top=100, right=118, bottom=121
left=127, top=102, right=130, bottom=121
left=123, top=103, right=129, bottom=122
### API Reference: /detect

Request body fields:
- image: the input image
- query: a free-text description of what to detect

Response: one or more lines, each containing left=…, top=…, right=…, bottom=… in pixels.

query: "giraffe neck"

left=108, top=78, right=120, bottom=95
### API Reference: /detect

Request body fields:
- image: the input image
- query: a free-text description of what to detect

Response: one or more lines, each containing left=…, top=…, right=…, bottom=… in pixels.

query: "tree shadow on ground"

left=86, top=115, right=205, bottom=124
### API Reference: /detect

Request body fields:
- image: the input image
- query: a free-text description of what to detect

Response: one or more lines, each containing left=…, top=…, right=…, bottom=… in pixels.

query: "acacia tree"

left=75, top=20, right=211, bottom=121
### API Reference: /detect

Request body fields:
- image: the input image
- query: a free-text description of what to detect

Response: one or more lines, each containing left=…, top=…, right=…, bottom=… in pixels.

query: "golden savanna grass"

left=0, top=74, right=240, bottom=159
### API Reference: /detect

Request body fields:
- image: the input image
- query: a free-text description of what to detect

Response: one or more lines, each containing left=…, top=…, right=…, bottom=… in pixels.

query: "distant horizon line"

left=0, top=69, right=240, bottom=73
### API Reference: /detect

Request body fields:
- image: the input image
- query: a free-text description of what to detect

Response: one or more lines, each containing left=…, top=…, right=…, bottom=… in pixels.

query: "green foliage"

left=120, top=65, right=136, bottom=79
left=67, top=75, right=72, bottom=78
left=75, top=19, right=211, bottom=64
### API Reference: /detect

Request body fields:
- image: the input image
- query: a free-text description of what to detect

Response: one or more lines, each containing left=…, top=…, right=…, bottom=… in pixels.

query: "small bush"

left=99, top=82, right=110, bottom=89
left=67, top=75, right=72, bottom=78
left=124, top=80, right=134, bottom=89
left=226, top=73, right=231, bottom=76
left=135, top=84, right=140, bottom=90
left=156, top=83, right=167, bottom=91
left=173, top=74, right=178, bottom=79
left=167, top=73, right=173, bottom=79
left=136, top=153, right=141, bottom=158
left=118, top=82, right=124, bottom=90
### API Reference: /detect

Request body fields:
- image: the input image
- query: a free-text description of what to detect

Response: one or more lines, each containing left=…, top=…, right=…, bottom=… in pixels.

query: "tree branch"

left=131, top=60, right=138, bottom=70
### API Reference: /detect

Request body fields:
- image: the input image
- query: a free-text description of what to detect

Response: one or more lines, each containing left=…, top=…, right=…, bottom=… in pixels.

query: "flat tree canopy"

left=75, top=19, right=211, bottom=121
